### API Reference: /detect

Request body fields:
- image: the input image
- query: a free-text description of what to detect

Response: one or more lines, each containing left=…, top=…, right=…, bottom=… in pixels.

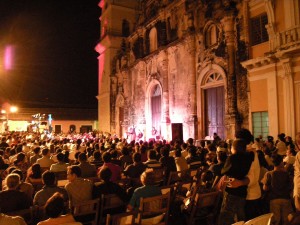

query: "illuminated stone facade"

left=96, top=0, right=300, bottom=141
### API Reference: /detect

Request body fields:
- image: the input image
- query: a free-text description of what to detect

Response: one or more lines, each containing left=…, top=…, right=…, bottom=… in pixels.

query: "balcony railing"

left=272, top=25, right=300, bottom=51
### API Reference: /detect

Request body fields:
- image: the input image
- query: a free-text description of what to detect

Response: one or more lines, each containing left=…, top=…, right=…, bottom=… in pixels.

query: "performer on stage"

left=137, top=129, right=143, bottom=142
left=128, top=125, right=136, bottom=142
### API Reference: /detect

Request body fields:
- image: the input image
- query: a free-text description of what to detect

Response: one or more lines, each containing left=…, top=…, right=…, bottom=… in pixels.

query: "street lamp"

left=2, top=106, right=18, bottom=131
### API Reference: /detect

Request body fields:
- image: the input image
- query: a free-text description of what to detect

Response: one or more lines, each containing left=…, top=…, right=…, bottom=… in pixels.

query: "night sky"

left=0, top=0, right=100, bottom=109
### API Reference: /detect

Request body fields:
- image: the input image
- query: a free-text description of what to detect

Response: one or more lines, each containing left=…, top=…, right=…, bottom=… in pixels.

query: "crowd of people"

left=0, top=129, right=299, bottom=225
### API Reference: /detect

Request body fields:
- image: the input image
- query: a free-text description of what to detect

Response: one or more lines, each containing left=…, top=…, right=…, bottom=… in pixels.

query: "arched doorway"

left=145, top=80, right=163, bottom=140
left=203, top=73, right=225, bottom=139
left=197, top=65, right=226, bottom=140
left=151, top=84, right=162, bottom=138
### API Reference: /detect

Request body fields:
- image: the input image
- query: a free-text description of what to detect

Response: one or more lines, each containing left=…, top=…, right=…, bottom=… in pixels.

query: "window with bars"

left=250, top=14, right=269, bottom=46
left=252, top=112, right=269, bottom=140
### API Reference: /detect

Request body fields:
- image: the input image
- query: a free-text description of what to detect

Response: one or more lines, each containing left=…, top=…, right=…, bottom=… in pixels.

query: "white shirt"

left=246, top=150, right=261, bottom=200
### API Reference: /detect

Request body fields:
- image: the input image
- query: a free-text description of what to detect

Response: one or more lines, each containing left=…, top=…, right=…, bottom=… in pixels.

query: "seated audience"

left=159, top=146, right=176, bottom=184
left=0, top=213, right=27, bottom=225
left=11, top=169, right=34, bottom=201
left=65, top=165, right=93, bottom=208
left=89, top=151, right=103, bottom=169
left=209, top=151, right=227, bottom=179
left=174, top=150, right=189, bottom=172
left=127, top=170, right=162, bottom=210
left=93, top=166, right=129, bottom=203
left=26, top=163, right=42, bottom=184
left=36, top=148, right=55, bottom=168
left=119, top=147, right=133, bottom=169
left=78, top=153, right=96, bottom=178
left=37, top=192, right=79, bottom=225
left=33, top=171, right=68, bottom=207
left=144, top=150, right=161, bottom=168
left=98, top=152, right=121, bottom=183
left=50, top=153, right=68, bottom=172
left=30, top=147, right=41, bottom=165
left=0, top=174, right=31, bottom=213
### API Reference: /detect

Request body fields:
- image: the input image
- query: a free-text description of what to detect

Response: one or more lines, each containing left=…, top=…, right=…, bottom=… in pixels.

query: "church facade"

left=95, top=0, right=300, bottom=142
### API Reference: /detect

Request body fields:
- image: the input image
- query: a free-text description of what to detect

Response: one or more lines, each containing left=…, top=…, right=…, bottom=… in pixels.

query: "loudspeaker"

left=172, top=123, right=183, bottom=142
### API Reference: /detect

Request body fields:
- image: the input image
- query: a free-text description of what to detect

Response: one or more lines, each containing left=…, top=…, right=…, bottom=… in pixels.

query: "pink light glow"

left=4, top=45, right=14, bottom=70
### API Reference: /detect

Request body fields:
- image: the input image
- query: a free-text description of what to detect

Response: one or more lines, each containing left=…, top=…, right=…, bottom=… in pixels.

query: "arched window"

left=149, top=27, right=158, bottom=52
left=202, top=72, right=224, bottom=88
left=205, top=73, right=223, bottom=84
left=205, top=24, right=218, bottom=47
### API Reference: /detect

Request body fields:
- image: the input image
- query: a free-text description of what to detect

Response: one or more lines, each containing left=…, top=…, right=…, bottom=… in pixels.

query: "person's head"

left=121, top=147, right=129, bottom=156
left=110, top=150, right=118, bottom=159
left=42, top=148, right=50, bottom=157
left=287, top=146, right=296, bottom=156
left=102, top=151, right=111, bottom=163
left=44, top=192, right=65, bottom=218
left=12, top=169, right=24, bottom=181
left=231, top=139, right=247, bottom=154
left=200, top=140, right=206, bottom=148
left=235, top=128, right=253, bottom=145
left=78, top=153, right=87, bottom=162
left=187, top=138, right=194, bottom=146
left=271, top=154, right=283, bottom=167
left=5, top=173, right=20, bottom=189
left=278, top=133, right=285, bottom=142
left=140, top=170, right=155, bottom=186
left=33, top=147, right=41, bottom=155
left=56, top=153, right=65, bottom=162
left=175, top=149, right=181, bottom=157
left=31, top=163, right=42, bottom=178
left=67, top=165, right=81, bottom=182
left=217, top=151, right=227, bottom=163
left=14, top=152, right=26, bottom=164
left=147, top=150, right=157, bottom=160
left=93, top=151, right=101, bottom=161
left=187, top=146, right=197, bottom=157
left=42, top=170, right=56, bottom=186
left=160, top=147, right=170, bottom=157
left=132, top=152, right=141, bottom=163
left=99, top=167, right=112, bottom=182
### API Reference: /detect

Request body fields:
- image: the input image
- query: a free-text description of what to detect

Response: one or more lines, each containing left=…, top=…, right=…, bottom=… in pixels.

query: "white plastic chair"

left=232, top=222, right=245, bottom=225
left=244, top=213, right=273, bottom=225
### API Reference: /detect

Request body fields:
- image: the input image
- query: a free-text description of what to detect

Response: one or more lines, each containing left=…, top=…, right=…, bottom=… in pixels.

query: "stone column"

left=184, top=35, right=198, bottom=139
left=221, top=15, right=238, bottom=139
left=280, top=58, right=295, bottom=138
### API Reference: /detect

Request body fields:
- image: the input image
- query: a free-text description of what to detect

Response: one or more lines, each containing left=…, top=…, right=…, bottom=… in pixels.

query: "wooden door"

left=204, top=86, right=225, bottom=139
left=151, top=95, right=161, bottom=132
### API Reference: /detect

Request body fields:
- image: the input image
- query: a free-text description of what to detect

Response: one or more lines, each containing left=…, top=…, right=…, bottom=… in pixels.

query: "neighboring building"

left=95, top=0, right=300, bottom=141
left=0, top=108, right=98, bottom=133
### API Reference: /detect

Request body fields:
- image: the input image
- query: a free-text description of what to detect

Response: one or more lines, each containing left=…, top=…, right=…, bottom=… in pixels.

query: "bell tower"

left=95, top=0, right=139, bottom=132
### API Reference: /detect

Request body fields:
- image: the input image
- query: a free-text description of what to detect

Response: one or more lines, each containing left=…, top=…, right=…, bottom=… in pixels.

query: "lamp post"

left=2, top=106, right=18, bottom=131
